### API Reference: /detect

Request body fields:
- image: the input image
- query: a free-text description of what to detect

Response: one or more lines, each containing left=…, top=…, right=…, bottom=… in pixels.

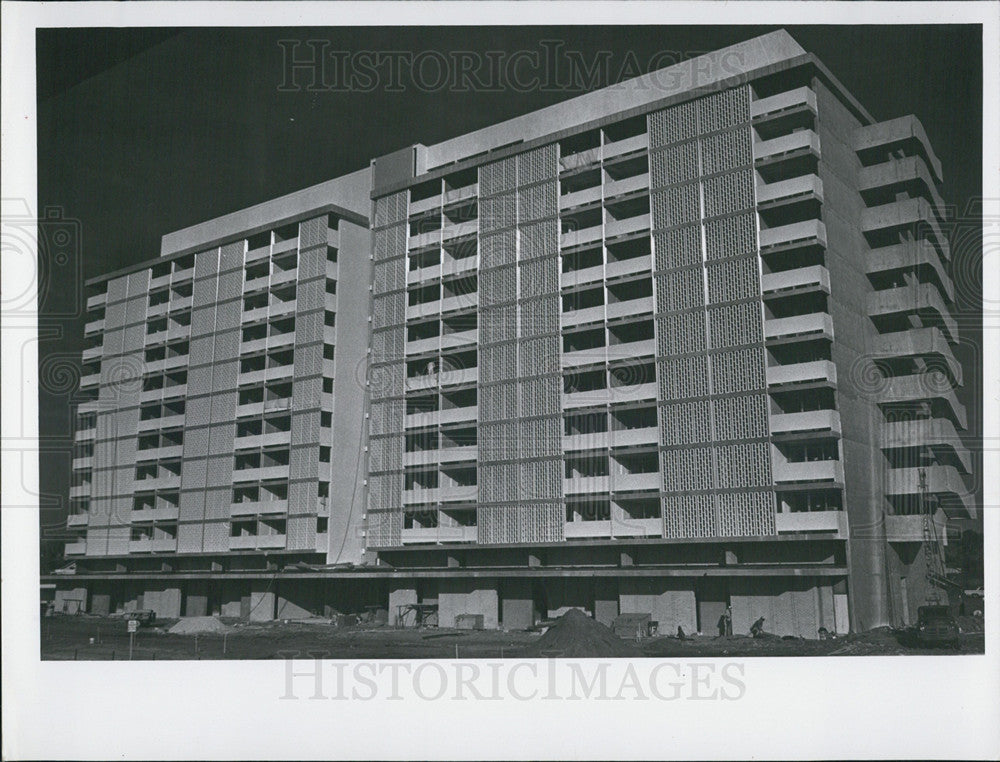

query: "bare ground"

left=39, top=614, right=984, bottom=661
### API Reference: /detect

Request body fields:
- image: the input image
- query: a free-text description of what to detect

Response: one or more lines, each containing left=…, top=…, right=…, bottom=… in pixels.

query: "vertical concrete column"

left=249, top=589, right=276, bottom=622
left=594, top=579, right=620, bottom=626
left=500, top=580, right=534, bottom=630
left=388, top=584, right=418, bottom=627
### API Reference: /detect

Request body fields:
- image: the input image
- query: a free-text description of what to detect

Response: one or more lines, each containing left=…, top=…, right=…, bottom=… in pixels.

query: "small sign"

left=127, top=619, right=138, bottom=633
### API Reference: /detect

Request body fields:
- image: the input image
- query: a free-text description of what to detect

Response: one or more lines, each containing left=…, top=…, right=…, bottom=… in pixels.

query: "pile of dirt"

left=521, top=609, right=642, bottom=658
left=167, top=616, right=233, bottom=635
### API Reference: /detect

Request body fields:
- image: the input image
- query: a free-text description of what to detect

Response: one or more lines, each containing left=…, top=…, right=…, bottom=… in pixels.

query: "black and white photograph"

left=3, top=2, right=998, bottom=759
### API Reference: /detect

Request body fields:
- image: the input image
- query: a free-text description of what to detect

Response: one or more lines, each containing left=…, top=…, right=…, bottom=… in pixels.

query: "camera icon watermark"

left=2, top=198, right=83, bottom=319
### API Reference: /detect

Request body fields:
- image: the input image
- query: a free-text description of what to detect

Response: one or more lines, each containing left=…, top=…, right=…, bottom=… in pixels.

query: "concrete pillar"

left=619, top=579, right=696, bottom=635
left=220, top=581, right=244, bottom=618
left=388, top=584, right=418, bottom=627
left=54, top=586, right=88, bottom=614
left=501, top=580, right=534, bottom=630
left=249, top=589, right=276, bottom=622
left=594, top=579, right=619, bottom=627
left=143, top=587, right=182, bottom=619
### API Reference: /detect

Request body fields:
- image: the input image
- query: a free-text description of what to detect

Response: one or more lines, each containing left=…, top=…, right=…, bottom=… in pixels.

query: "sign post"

left=128, top=618, right=138, bottom=660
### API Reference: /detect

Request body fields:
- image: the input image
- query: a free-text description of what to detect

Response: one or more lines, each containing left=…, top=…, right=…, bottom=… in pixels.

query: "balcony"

left=230, top=499, right=289, bottom=517
left=130, top=506, right=180, bottom=523
left=774, top=510, right=847, bottom=535
left=560, top=185, right=602, bottom=211
left=444, top=182, right=478, bottom=206
left=605, top=213, right=650, bottom=241
left=81, top=345, right=103, bottom=363
left=438, top=405, right=479, bottom=425
left=565, top=476, right=610, bottom=495
left=439, top=367, right=478, bottom=387
left=233, top=431, right=291, bottom=451
left=272, top=237, right=298, bottom=256
left=564, top=381, right=657, bottom=409
left=409, top=229, right=440, bottom=250
left=882, top=418, right=971, bottom=473
left=604, top=173, right=649, bottom=200
left=764, top=312, right=834, bottom=343
left=884, top=511, right=946, bottom=544
left=867, top=284, right=958, bottom=344
left=402, top=485, right=478, bottom=505
left=563, top=431, right=610, bottom=451
left=231, top=465, right=290, bottom=483
left=439, top=329, right=477, bottom=351
left=756, top=174, right=824, bottom=208
left=404, top=445, right=478, bottom=467
left=67, top=513, right=89, bottom=528
left=441, top=219, right=477, bottom=242
left=133, top=474, right=182, bottom=491
left=606, top=295, right=653, bottom=321
left=861, top=197, right=949, bottom=261
left=561, top=223, right=603, bottom=250
left=611, top=426, right=658, bottom=448
left=409, top=194, right=441, bottom=217
left=128, top=538, right=178, bottom=553
left=72, top=455, right=93, bottom=470
left=134, top=445, right=184, bottom=462
left=606, top=255, right=652, bottom=281
left=759, top=219, right=827, bottom=252
left=867, top=241, right=953, bottom=303
left=767, top=360, right=838, bottom=389
left=854, top=115, right=943, bottom=183
left=70, top=485, right=91, bottom=499
left=74, top=427, right=97, bottom=442
left=751, top=86, right=818, bottom=121
left=560, top=147, right=602, bottom=172
left=561, top=303, right=605, bottom=328
left=754, top=129, right=821, bottom=164
left=246, top=243, right=271, bottom=263
left=80, top=373, right=101, bottom=390
left=561, top=347, right=606, bottom=369
left=871, top=327, right=962, bottom=384
left=84, top=318, right=105, bottom=336
left=879, top=375, right=966, bottom=429
left=401, top=525, right=478, bottom=545
left=885, top=466, right=974, bottom=519
left=86, top=292, right=108, bottom=310
left=612, top=516, right=662, bottom=537
left=858, top=156, right=946, bottom=220
left=773, top=460, right=844, bottom=484
left=605, top=337, right=655, bottom=363
left=65, top=541, right=88, bottom=555
left=761, top=265, right=830, bottom=297
left=613, top=472, right=661, bottom=492
left=229, top=534, right=287, bottom=550
left=603, top=132, right=648, bottom=160
left=564, top=520, right=612, bottom=539
left=770, top=409, right=842, bottom=437
left=561, top=263, right=605, bottom=289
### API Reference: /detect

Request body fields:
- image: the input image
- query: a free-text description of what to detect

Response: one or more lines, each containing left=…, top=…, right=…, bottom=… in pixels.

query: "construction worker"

left=750, top=616, right=766, bottom=638
left=724, top=605, right=733, bottom=636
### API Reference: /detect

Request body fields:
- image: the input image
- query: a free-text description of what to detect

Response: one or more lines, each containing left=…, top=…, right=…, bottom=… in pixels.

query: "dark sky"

left=35, top=25, right=983, bottom=553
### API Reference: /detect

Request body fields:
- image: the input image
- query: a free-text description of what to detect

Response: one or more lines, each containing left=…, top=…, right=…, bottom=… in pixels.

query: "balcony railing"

left=759, top=219, right=827, bottom=251
left=861, top=197, right=949, bottom=261
left=770, top=409, right=842, bottom=437
left=754, top=129, right=821, bottom=163
left=764, top=312, right=834, bottom=342
left=605, top=295, right=654, bottom=321
left=67, top=513, right=89, bottom=528
left=229, top=534, right=287, bottom=550
left=564, top=520, right=612, bottom=538
left=611, top=516, right=662, bottom=537
left=402, top=485, right=478, bottom=505
left=230, top=499, right=289, bottom=517
left=560, top=147, right=602, bottom=172
left=564, top=381, right=657, bottom=409
left=564, top=476, right=610, bottom=494
left=882, top=418, right=971, bottom=473
left=773, top=460, right=844, bottom=484
left=767, top=360, right=838, bottom=388
left=65, top=540, right=88, bottom=555
left=605, top=213, right=650, bottom=240
left=774, top=510, right=846, bottom=535
left=602, top=132, right=648, bottom=160
left=128, top=538, right=178, bottom=553
left=762, top=265, right=830, bottom=297
left=752, top=86, right=818, bottom=120
left=559, top=185, right=602, bottom=211
left=611, top=426, right=658, bottom=448
left=130, top=506, right=180, bottom=523
left=561, top=223, right=603, bottom=250
left=853, top=115, right=943, bottom=183
left=613, top=472, right=661, bottom=492
left=604, top=173, right=649, bottom=200
left=867, top=284, right=958, bottom=344
left=404, top=445, right=478, bottom=467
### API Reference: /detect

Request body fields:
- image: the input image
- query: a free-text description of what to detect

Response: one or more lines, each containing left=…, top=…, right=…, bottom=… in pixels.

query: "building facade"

left=53, top=30, right=974, bottom=636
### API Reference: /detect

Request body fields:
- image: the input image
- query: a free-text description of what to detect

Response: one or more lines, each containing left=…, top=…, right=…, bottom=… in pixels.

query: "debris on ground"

left=521, top=609, right=642, bottom=658
left=167, top=616, right=233, bottom=635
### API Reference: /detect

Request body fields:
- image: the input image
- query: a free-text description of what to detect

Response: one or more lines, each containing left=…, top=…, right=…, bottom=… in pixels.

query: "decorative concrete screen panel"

left=477, top=147, right=563, bottom=545
left=366, top=191, right=408, bottom=548
left=649, top=86, right=776, bottom=539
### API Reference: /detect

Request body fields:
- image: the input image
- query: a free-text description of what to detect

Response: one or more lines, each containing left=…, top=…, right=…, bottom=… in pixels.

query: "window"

left=316, top=516, right=329, bottom=534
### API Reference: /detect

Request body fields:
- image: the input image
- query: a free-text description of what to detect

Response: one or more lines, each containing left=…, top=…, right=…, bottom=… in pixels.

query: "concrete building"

left=53, top=30, right=974, bottom=636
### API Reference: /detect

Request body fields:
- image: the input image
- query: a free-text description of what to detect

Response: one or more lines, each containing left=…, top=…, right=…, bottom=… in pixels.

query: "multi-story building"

left=59, top=170, right=375, bottom=620
left=53, top=29, right=975, bottom=636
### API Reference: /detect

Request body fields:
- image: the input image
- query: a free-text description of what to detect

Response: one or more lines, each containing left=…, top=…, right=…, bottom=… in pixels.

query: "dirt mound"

left=168, top=616, right=232, bottom=635
left=521, top=609, right=642, bottom=658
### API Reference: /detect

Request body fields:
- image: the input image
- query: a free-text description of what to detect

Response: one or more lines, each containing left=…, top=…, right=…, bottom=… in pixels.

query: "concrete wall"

left=729, top=576, right=840, bottom=638
left=618, top=579, right=697, bottom=635
left=249, top=589, right=276, bottom=622
left=142, top=586, right=182, bottom=619
left=437, top=579, right=499, bottom=630
left=388, top=584, right=418, bottom=627
left=500, top=580, right=534, bottom=630
left=815, top=77, right=887, bottom=631
left=54, top=586, right=88, bottom=614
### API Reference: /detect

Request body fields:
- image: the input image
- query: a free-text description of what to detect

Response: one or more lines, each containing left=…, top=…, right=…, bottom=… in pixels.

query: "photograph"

left=3, top=3, right=998, bottom=760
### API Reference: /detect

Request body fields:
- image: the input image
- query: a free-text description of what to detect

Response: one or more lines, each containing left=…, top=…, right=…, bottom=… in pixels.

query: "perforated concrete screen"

left=366, top=191, right=409, bottom=548
left=649, top=86, right=776, bottom=539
